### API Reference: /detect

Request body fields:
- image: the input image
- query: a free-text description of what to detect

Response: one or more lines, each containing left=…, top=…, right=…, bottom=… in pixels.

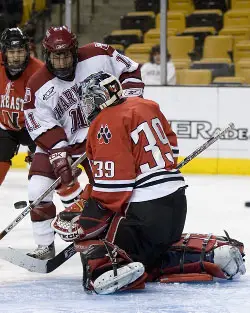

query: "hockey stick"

left=176, top=122, right=234, bottom=170
left=0, top=152, right=87, bottom=240
left=0, top=123, right=234, bottom=273
left=0, top=243, right=75, bottom=274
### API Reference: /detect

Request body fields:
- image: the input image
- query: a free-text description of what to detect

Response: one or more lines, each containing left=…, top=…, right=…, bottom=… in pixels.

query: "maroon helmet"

left=42, top=26, right=78, bottom=80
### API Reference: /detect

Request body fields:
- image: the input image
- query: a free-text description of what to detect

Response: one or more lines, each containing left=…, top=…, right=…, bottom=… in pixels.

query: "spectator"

left=141, top=45, right=176, bottom=85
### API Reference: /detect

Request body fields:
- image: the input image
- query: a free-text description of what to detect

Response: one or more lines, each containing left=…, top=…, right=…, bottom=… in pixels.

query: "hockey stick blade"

left=0, top=243, right=76, bottom=273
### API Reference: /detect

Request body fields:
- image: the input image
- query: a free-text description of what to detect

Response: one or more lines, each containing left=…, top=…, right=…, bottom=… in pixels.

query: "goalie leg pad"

left=148, top=232, right=246, bottom=282
left=76, top=239, right=146, bottom=294
left=160, top=273, right=213, bottom=283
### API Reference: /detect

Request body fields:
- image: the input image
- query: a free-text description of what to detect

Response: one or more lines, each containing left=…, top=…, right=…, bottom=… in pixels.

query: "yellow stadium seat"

left=144, top=28, right=178, bottom=44
left=35, top=0, right=46, bottom=11
left=177, top=69, right=212, bottom=85
left=213, top=76, right=246, bottom=84
left=21, top=0, right=46, bottom=24
left=224, top=10, right=250, bottom=28
left=234, top=40, right=250, bottom=61
left=202, top=35, right=233, bottom=62
left=110, top=44, right=125, bottom=52
left=172, top=59, right=191, bottom=70
left=126, top=43, right=153, bottom=54
left=183, top=26, right=216, bottom=35
left=168, top=36, right=195, bottom=60
left=127, top=11, right=155, bottom=18
left=231, top=0, right=250, bottom=10
left=156, top=11, right=186, bottom=33
left=193, top=58, right=232, bottom=64
left=219, top=27, right=250, bottom=44
left=111, top=29, right=142, bottom=37
left=169, top=0, right=194, bottom=14
left=125, top=52, right=149, bottom=64
left=235, top=59, right=250, bottom=83
left=21, top=0, right=33, bottom=25
left=125, top=43, right=153, bottom=64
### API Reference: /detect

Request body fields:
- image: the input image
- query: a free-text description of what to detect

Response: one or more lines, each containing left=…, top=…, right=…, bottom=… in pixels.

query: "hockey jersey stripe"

left=135, top=176, right=185, bottom=189
left=94, top=179, right=135, bottom=185
left=94, top=182, right=135, bottom=189
left=93, top=186, right=134, bottom=193
left=135, top=170, right=181, bottom=187
left=135, top=173, right=184, bottom=188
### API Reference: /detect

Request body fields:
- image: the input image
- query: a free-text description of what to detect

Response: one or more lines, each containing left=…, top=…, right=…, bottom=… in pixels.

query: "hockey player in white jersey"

left=23, top=26, right=144, bottom=260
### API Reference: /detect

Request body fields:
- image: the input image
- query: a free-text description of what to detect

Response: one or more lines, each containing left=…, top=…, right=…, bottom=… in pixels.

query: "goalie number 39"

left=131, top=117, right=174, bottom=173
left=93, top=160, right=115, bottom=178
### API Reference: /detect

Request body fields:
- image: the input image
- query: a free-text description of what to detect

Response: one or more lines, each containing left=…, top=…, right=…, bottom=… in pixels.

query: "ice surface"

left=0, top=170, right=250, bottom=313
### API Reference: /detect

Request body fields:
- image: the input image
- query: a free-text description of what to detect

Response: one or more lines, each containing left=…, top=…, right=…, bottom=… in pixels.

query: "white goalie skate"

left=93, top=262, right=145, bottom=295
left=27, top=242, right=55, bottom=260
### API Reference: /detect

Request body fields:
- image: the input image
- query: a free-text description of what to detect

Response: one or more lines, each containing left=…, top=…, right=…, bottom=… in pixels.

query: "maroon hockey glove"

left=49, top=148, right=74, bottom=186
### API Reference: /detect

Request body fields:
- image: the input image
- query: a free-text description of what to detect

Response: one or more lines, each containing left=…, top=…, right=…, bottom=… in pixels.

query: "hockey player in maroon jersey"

left=0, top=28, right=43, bottom=186
left=23, top=26, right=145, bottom=260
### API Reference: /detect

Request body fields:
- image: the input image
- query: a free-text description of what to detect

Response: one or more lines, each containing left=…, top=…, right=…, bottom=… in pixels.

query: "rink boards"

left=13, top=86, right=250, bottom=175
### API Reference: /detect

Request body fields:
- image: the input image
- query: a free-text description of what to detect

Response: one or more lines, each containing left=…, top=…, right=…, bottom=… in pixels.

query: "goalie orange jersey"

left=0, top=53, right=43, bottom=131
left=86, top=97, right=186, bottom=213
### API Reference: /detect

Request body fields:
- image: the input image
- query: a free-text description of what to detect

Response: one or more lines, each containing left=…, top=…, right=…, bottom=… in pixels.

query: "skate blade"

left=93, top=262, right=145, bottom=295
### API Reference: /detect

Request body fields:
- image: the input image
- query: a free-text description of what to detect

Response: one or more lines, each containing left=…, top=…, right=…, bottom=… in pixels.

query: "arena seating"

left=125, top=43, right=153, bottom=63
left=103, top=0, right=250, bottom=84
left=213, top=76, right=246, bottom=85
left=120, top=11, right=155, bottom=33
left=177, top=69, right=212, bottom=85
left=234, top=40, right=250, bottom=62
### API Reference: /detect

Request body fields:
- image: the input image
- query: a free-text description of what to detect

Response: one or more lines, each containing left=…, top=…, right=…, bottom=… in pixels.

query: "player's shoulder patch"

left=94, top=43, right=109, bottom=50
left=97, top=124, right=112, bottom=144
left=42, top=86, right=56, bottom=101
left=122, top=88, right=143, bottom=97
left=78, top=43, right=112, bottom=62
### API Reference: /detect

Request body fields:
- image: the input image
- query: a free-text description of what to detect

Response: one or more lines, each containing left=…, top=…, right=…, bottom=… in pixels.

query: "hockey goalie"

left=51, top=72, right=246, bottom=295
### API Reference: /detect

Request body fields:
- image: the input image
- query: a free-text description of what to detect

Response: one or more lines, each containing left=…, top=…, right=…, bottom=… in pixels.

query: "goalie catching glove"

left=51, top=198, right=113, bottom=242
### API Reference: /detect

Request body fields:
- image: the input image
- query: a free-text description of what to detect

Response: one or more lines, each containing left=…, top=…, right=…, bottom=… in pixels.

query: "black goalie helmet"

left=0, top=27, right=30, bottom=76
left=79, top=71, right=123, bottom=123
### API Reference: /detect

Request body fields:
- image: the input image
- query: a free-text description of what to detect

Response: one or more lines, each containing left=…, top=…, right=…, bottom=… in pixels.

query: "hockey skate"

left=27, top=242, right=55, bottom=260
left=93, top=262, right=145, bottom=295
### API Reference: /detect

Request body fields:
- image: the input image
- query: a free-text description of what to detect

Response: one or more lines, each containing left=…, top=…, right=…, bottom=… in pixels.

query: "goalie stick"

left=0, top=152, right=87, bottom=240
left=0, top=243, right=75, bottom=274
left=0, top=123, right=234, bottom=273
